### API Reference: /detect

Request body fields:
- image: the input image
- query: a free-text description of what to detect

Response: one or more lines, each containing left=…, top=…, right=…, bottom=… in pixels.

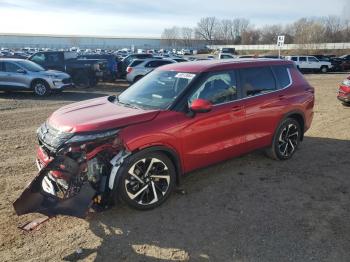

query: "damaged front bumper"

left=13, top=158, right=96, bottom=218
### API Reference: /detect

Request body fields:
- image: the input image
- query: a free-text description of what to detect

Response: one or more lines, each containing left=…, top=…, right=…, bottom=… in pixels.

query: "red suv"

left=14, top=59, right=314, bottom=218
left=337, top=75, right=350, bottom=106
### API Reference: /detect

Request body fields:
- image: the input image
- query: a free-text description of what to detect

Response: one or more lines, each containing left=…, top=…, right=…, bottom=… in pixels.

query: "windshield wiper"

left=116, top=97, right=141, bottom=109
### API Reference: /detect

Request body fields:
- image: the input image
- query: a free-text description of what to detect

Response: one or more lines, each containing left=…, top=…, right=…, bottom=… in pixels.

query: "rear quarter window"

left=272, top=66, right=291, bottom=89
left=240, top=67, right=276, bottom=97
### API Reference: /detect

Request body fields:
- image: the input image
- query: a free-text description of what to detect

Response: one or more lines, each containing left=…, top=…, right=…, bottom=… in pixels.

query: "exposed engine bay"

left=13, top=122, right=129, bottom=218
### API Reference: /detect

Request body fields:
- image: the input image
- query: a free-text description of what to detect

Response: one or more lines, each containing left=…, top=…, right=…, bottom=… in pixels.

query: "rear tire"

left=266, top=118, right=302, bottom=160
left=342, top=102, right=350, bottom=107
left=116, top=151, right=176, bottom=210
left=32, top=80, right=50, bottom=96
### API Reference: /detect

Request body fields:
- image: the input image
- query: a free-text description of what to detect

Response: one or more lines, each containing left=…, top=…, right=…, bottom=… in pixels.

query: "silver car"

left=126, top=58, right=176, bottom=83
left=0, top=58, right=72, bottom=96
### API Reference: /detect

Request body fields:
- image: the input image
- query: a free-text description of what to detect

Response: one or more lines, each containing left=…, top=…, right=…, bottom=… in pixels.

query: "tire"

left=32, top=80, right=50, bottom=96
left=116, top=151, right=176, bottom=210
left=342, top=102, right=350, bottom=107
left=320, top=66, right=328, bottom=73
left=73, top=71, right=91, bottom=88
left=266, top=118, right=302, bottom=160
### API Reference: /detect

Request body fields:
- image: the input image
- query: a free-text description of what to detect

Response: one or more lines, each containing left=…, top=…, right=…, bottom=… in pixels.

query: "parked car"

left=28, top=51, right=108, bottom=87
left=79, top=54, right=120, bottom=81
left=337, top=75, right=350, bottom=106
left=285, top=56, right=333, bottom=73
left=119, top=54, right=153, bottom=78
left=14, top=59, right=314, bottom=218
left=219, top=53, right=236, bottom=59
left=126, top=58, right=175, bottom=83
left=0, top=58, right=72, bottom=96
left=220, top=47, right=236, bottom=54
left=311, top=55, right=343, bottom=72
left=337, top=55, right=350, bottom=71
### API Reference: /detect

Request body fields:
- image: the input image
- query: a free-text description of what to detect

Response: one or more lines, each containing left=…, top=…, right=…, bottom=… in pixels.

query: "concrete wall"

left=0, top=33, right=207, bottom=50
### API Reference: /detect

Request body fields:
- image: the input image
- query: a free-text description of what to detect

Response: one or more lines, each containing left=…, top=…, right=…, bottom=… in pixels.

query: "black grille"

left=37, top=122, right=74, bottom=153
left=62, top=77, right=72, bottom=84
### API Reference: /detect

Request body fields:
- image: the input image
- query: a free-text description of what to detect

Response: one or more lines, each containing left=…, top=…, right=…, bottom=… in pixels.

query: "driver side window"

left=189, top=71, right=237, bottom=105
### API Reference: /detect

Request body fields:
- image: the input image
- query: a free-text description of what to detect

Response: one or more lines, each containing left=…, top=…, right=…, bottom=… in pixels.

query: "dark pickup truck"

left=29, top=51, right=108, bottom=87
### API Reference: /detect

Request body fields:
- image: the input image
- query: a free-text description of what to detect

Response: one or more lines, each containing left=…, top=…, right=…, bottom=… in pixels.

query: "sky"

left=0, top=0, right=348, bottom=37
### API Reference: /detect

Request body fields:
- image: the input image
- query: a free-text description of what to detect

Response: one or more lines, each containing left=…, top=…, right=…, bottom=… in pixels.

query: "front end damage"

left=13, top=122, right=130, bottom=218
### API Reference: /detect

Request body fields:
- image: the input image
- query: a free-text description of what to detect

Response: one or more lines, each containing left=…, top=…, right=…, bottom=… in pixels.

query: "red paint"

left=338, top=75, right=350, bottom=103
left=40, top=60, right=314, bottom=176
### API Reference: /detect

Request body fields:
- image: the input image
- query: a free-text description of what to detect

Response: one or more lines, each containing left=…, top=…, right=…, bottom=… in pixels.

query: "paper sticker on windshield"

left=175, top=73, right=195, bottom=80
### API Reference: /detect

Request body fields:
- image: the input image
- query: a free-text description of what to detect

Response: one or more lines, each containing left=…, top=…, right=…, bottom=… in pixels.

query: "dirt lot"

left=0, top=74, right=349, bottom=262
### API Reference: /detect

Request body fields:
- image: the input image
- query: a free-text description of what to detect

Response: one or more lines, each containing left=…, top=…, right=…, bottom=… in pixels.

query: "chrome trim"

left=212, top=68, right=293, bottom=108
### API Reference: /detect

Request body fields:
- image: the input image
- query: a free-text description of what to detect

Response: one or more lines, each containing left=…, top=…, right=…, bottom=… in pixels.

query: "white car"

left=285, top=56, right=333, bottom=73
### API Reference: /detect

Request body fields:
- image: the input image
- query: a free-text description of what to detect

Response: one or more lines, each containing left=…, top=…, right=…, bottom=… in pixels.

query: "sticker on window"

left=175, top=73, right=195, bottom=80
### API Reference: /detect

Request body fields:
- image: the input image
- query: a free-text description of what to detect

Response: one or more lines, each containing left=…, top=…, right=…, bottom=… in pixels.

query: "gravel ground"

left=0, top=74, right=349, bottom=262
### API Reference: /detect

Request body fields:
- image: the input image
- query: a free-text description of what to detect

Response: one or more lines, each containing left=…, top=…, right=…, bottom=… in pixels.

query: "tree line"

left=161, top=16, right=350, bottom=47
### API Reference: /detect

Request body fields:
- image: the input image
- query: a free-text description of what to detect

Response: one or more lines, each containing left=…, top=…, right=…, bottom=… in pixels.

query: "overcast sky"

left=0, top=0, right=348, bottom=37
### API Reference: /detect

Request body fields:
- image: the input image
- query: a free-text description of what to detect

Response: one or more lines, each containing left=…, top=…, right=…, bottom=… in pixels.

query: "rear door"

left=238, top=66, right=288, bottom=152
left=298, top=56, right=308, bottom=70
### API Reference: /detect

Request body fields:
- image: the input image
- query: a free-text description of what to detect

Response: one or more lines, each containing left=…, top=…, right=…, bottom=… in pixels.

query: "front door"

left=180, top=70, right=246, bottom=172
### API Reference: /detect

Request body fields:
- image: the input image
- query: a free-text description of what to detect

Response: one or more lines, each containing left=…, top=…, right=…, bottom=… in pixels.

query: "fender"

left=108, top=145, right=183, bottom=192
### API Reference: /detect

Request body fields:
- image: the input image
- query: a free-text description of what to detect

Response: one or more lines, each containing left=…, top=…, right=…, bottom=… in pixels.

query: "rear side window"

left=146, top=60, right=173, bottom=68
left=129, top=60, right=144, bottom=67
left=299, top=57, right=307, bottom=62
left=272, top=66, right=291, bottom=89
left=240, top=67, right=276, bottom=97
left=291, top=57, right=298, bottom=62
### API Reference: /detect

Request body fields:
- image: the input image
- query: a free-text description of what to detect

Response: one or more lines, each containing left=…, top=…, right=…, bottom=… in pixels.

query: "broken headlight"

left=65, top=129, right=119, bottom=144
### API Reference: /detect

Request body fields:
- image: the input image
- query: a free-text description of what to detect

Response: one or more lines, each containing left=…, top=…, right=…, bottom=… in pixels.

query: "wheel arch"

left=131, top=145, right=183, bottom=186
left=30, top=78, right=50, bottom=89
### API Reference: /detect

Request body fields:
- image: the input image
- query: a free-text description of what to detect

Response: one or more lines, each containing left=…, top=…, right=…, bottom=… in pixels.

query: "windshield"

left=16, top=60, right=45, bottom=72
left=118, top=70, right=196, bottom=109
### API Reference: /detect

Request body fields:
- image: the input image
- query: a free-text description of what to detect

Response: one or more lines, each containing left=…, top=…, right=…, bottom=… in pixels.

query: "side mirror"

left=189, top=98, right=213, bottom=113
left=17, top=69, right=26, bottom=74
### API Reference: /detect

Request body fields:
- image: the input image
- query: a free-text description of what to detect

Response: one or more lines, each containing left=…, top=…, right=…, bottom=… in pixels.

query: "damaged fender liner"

left=13, top=163, right=96, bottom=219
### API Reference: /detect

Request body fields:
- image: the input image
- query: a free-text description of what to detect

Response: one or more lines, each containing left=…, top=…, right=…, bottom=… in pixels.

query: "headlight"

left=66, top=129, right=119, bottom=144
left=342, top=79, right=350, bottom=86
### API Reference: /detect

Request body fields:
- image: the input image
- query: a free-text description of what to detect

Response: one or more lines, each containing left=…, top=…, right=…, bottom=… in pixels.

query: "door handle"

left=231, top=105, right=243, bottom=112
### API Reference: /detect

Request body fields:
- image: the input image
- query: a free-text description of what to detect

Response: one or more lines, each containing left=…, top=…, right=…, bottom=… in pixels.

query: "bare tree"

left=260, top=24, right=282, bottom=44
left=195, top=17, right=218, bottom=44
left=181, top=27, right=194, bottom=47
left=161, top=26, right=180, bottom=48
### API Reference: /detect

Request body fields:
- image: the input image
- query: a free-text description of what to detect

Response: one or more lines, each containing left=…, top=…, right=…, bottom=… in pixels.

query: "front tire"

left=266, top=118, right=302, bottom=160
left=320, top=66, right=328, bottom=73
left=117, top=151, right=176, bottom=210
left=32, top=80, right=50, bottom=96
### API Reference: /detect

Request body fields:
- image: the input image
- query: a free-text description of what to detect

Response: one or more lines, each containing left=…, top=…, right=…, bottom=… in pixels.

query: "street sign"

left=277, top=35, right=285, bottom=58
left=277, top=35, right=285, bottom=47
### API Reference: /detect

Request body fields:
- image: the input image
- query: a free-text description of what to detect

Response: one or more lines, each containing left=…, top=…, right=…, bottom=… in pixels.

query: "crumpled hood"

left=48, top=96, right=159, bottom=133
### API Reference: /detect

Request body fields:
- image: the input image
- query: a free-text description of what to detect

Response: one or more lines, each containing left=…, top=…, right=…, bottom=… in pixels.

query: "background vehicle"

left=119, top=53, right=153, bottom=78
left=285, top=56, right=333, bottom=73
left=337, top=55, right=350, bottom=71
left=220, top=47, right=236, bottom=54
left=126, top=58, right=175, bottom=83
left=14, top=59, right=314, bottom=217
left=29, top=51, right=108, bottom=87
left=337, top=75, right=350, bottom=106
left=0, top=58, right=72, bottom=96
left=79, top=53, right=120, bottom=81
left=219, top=53, right=236, bottom=59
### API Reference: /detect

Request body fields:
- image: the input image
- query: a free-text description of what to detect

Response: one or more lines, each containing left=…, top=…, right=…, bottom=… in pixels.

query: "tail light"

left=126, top=67, right=133, bottom=74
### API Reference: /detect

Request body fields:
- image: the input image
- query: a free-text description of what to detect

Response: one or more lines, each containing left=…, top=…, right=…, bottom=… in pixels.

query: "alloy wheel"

left=34, top=83, right=47, bottom=96
left=125, top=157, right=171, bottom=205
left=278, top=123, right=299, bottom=157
